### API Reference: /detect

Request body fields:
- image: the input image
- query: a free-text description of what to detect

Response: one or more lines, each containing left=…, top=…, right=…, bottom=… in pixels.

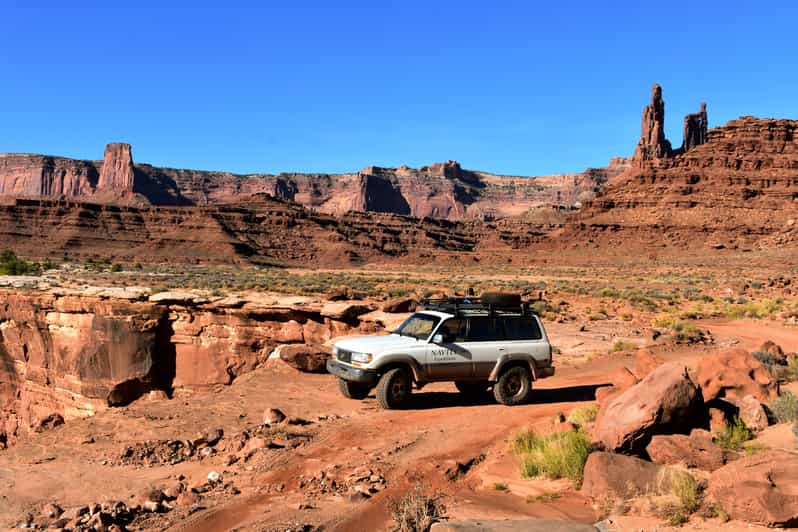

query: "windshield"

left=394, top=313, right=441, bottom=341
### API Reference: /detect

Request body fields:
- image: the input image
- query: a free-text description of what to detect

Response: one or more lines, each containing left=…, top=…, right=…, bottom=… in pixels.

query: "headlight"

left=351, top=352, right=373, bottom=364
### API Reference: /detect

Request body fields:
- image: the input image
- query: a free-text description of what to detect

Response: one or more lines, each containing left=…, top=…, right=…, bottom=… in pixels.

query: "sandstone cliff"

left=0, top=146, right=623, bottom=220
left=0, top=289, right=380, bottom=446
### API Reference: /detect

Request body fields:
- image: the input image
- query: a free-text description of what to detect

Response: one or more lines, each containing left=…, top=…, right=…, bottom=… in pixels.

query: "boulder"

left=581, top=452, right=685, bottom=499
left=759, top=340, right=785, bottom=359
left=646, top=429, right=727, bottom=471
left=609, top=366, right=639, bottom=389
left=279, top=344, right=330, bottom=373
left=381, top=296, right=418, bottom=314
left=33, top=413, right=64, bottom=432
left=320, top=302, right=373, bottom=322
left=735, top=395, right=770, bottom=432
left=696, top=348, right=777, bottom=402
left=594, top=363, right=703, bottom=454
left=708, top=450, right=798, bottom=526
left=263, top=408, right=287, bottom=425
left=635, top=348, right=664, bottom=378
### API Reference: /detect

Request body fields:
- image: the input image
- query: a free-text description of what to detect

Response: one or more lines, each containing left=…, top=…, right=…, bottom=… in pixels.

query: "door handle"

left=498, top=348, right=506, bottom=352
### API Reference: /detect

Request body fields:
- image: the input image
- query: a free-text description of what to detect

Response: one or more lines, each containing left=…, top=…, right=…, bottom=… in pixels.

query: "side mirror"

left=432, top=334, right=444, bottom=344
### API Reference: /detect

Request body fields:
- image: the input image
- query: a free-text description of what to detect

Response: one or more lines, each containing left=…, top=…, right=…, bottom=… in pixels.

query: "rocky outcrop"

left=97, top=143, right=134, bottom=192
left=581, top=451, right=686, bottom=499
left=695, top=348, right=778, bottom=402
left=559, top=86, right=798, bottom=251
left=646, top=429, right=727, bottom=471
left=594, top=363, right=703, bottom=454
left=682, top=102, right=708, bottom=152
left=0, top=289, right=379, bottom=446
left=633, top=84, right=672, bottom=164
left=709, top=450, right=798, bottom=527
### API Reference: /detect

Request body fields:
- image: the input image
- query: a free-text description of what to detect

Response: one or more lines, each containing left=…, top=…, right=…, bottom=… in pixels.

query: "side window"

left=466, top=317, right=502, bottom=341
left=504, top=318, right=542, bottom=340
left=438, top=319, right=466, bottom=342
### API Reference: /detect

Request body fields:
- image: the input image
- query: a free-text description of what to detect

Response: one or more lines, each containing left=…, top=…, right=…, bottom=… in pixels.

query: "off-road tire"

left=455, top=380, right=491, bottom=396
left=482, top=292, right=522, bottom=306
left=337, top=378, right=371, bottom=400
left=493, top=366, right=532, bottom=406
left=376, top=367, right=412, bottom=409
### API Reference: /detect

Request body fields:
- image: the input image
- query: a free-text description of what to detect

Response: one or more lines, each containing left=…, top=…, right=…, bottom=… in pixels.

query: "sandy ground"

left=0, top=318, right=796, bottom=530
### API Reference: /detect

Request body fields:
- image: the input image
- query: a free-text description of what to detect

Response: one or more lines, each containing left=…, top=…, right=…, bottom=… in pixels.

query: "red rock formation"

left=0, top=289, right=378, bottom=445
left=558, top=88, right=798, bottom=251
left=682, top=102, right=708, bottom=152
left=97, top=143, right=134, bottom=191
left=0, top=146, right=623, bottom=219
left=633, top=83, right=672, bottom=164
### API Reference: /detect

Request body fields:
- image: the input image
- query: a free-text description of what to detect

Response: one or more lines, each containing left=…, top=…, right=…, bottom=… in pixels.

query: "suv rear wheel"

left=493, top=366, right=532, bottom=406
left=376, top=367, right=412, bottom=409
left=455, top=380, right=491, bottom=396
left=338, top=378, right=371, bottom=400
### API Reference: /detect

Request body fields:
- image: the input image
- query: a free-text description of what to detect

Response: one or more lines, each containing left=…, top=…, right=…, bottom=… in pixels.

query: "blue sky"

left=2, top=1, right=797, bottom=175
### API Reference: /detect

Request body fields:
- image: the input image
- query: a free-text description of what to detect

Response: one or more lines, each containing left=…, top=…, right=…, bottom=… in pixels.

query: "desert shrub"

left=110, top=263, right=123, bottom=272
left=568, top=405, right=598, bottom=426
left=611, top=340, right=638, bottom=353
left=492, top=482, right=508, bottom=491
left=0, top=249, right=41, bottom=276
left=388, top=483, right=445, bottom=532
left=793, top=422, right=798, bottom=440
left=513, top=429, right=592, bottom=485
left=716, top=417, right=753, bottom=450
left=769, top=392, right=798, bottom=423
left=783, top=356, right=798, bottom=382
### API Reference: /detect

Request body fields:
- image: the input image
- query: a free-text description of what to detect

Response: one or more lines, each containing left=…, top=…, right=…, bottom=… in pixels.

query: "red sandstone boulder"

left=609, top=366, right=639, bottom=389
left=758, top=340, right=785, bottom=359
left=696, top=348, right=778, bottom=402
left=646, top=429, right=727, bottom=471
left=708, top=450, right=798, bottom=526
left=381, top=296, right=419, bottom=314
left=735, top=395, right=770, bottom=432
left=581, top=452, right=684, bottom=499
left=635, top=348, right=664, bottom=378
left=594, top=363, right=702, bottom=455
left=279, top=344, right=330, bottom=373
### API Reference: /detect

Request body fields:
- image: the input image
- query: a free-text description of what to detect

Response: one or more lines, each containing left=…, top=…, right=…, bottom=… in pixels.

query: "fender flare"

left=374, top=354, right=425, bottom=382
left=488, top=354, right=539, bottom=382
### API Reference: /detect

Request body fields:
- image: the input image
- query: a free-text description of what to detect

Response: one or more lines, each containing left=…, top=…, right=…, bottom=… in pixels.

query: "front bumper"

left=326, top=359, right=378, bottom=385
left=535, top=365, right=556, bottom=379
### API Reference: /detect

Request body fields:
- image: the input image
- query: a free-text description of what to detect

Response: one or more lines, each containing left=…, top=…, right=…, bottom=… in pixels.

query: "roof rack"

left=420, top=297, right=536, bottom=318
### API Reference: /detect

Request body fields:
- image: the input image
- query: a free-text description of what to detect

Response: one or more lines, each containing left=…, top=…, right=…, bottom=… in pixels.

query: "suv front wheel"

left=493, top=366, right=532, bottom=406
left=376, top=367, right=412, bottom=409
left=338, top=378, right=371, bottom=400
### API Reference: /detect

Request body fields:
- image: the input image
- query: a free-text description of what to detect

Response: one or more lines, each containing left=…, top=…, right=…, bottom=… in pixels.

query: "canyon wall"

left=0, top=289, right=380, bottom=446
left=0, top=194, right=558, bottom=266
left=0, top=147, right=624, bottom=220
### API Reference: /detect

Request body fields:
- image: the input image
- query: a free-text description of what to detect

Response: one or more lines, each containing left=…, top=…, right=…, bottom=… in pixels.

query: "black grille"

left=337, top=349, right=352, bottom=363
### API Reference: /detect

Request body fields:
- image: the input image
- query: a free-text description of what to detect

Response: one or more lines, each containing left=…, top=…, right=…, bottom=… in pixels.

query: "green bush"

left=0, top=249, right=41, bottom=276
left=716, top=417, right=753, bottom=450
left=769, top=392, right=798, bottom=423
left=513, top=429, right=592, bottom=485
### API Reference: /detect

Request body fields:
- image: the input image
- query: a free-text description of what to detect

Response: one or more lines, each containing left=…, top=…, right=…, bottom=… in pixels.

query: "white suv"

left=326, top=294, right=555, bottom=409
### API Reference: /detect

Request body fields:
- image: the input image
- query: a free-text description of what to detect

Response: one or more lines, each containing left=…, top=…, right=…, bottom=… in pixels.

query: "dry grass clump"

left=715, top=417, right=753, bottom=450
left=769, top=391, right=798, bottom=423
left=512, top=429, right=592, bottom=485
left=568, top=405, right=598, bottom=426
left=388, top=483, right=446, bottom=532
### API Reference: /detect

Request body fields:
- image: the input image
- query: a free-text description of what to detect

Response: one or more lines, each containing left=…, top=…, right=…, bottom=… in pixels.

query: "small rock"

left=147, top=389, right=169, bottom=401
left=61, top=506, right=89, bottom=520
left=207, top=471, right=222, bottom=484
left=263, top=408, right=287, bottom=425
left=736, top=395, right=770, bottom=432
left=205, top=428, right=224, bottom=446
left=176, top=491, right=199, bottom=507
left=41, top=502, right=64, bottom=518
left=349, top=491, right=370, bottom=502
left=142, top=500, right=161, bottom=513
